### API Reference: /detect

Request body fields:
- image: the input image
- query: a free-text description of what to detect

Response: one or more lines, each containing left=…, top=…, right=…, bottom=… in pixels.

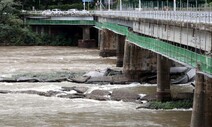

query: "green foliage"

left=148, top=100, right=193, bottom=109
left=40, top=34, right=73, bottom=46
left=49, top=3, right=83, bottom=10
left=0, top=24, right=40, bottom=45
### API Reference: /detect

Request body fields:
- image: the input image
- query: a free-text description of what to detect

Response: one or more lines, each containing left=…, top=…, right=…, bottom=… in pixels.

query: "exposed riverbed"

left=0, top=46, right=193, bottom=127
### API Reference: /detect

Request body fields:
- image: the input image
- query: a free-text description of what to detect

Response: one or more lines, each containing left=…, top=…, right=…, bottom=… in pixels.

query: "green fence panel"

left=27, top=19, right=95, bottom=25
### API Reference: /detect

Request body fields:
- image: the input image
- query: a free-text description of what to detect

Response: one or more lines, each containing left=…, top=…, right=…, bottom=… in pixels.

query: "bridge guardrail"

left=94, top=11, right=212, bottom=24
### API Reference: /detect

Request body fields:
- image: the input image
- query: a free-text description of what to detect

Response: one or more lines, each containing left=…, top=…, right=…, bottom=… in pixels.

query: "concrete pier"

left=156, top=54, right=171, bottom=101
left=123, top=41, right=157, bottom=80
left=191, top=73, right=212, bottom=127
left=99, top=29, right=117, bottom=57
left=116, top=35, right=125, bottom=67
left=82, top=26, right=90, bottom=40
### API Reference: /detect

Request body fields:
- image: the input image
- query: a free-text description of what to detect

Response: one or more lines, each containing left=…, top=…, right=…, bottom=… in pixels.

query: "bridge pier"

left=99, top=29, right=117, bottom=57
left=156, top=54, right=171, bottom=101
left=82, top=26, right=90, bottom=40
left=123, top=41, right=157, bottom=81
left=116, top=35, right=125, bottom=67
left=191, top=73, right=212, bottom=127
left=78, top=26, right=96, bottom=48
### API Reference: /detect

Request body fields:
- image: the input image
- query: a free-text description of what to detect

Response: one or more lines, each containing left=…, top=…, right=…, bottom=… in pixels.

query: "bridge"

left=25, top=10, right=212, bottom=127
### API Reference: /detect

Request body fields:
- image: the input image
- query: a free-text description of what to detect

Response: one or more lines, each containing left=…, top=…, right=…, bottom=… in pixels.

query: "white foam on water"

left=85, top=82, right=142, bottom=94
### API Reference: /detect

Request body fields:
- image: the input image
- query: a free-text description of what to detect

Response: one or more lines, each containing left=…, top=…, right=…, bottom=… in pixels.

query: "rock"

left=104, top=68, right=122, bottom=76
left=17, top=90, right=61, bottom=97
left=58, top=93, right=85, bottom=99
left=0, top=90, right=11, bottom=94
left=41, top=90, right=61, bottom=97
left=71, top=76, right=91, bottom=83
left=86, top=90, right=111, bottom=101
left=140, top=94, right=157, bottom=101
left=0, top=78, right=16, bottom=82
left=86, top=76, right=113, bottom=84
left=136, top=103, right=151, bottom=109
left=73, top=87, right=89, bottom=93
left=16, top=90, right=46, bottom=95
left=174, top=92, right=193, bottom=100
left=111, top=89, right=140, bottom=102
left=16, top=77, right=40, bottom=82
left=83, top=70, right=105, bottom=78
left=44, top=78, right=67, bottom=82
left=61, top=86, right=76, bottom=91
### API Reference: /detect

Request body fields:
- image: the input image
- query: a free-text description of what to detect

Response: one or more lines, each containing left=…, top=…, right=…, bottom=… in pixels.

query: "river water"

left=0, top=46, right=192, bottom=127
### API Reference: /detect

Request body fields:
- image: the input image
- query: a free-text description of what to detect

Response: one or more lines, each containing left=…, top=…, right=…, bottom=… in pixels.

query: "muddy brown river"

left=0, top=46, right=193, bottom=127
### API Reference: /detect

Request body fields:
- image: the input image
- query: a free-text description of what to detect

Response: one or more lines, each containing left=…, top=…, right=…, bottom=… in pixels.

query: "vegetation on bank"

left=0, top=0, right=80, bottom=46
left=146, top=99, right=193, bottom=109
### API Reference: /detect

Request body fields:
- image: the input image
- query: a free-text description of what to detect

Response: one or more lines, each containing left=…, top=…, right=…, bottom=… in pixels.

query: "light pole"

left=83, top=1, right=86, bottom=10
left=173, top=0, right=176, bottom=11
left=139, top=0, right=141, bottom=11
left=108, top=0, right=111, bottom=11
left=100, top=0, right=102, bottom=11
left=120, top=0, right=122, bottom=11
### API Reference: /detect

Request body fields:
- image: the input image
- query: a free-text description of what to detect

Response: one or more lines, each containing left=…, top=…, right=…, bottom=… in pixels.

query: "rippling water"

left=0, top=46, right=192, bottom=127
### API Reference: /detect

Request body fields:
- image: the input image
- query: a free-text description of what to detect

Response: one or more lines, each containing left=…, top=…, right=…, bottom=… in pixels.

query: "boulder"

left=86, top=90, right=111, bottom=101
left=86, top=76, right=113, bottom=84
left=174, top=92, right=193, bottom=100
left=111, top=89, right=140, bottom=102
left=0, top=90, right=11, bottom=94
left=58, top=93, right=85, bottom=99
left=73, top=87, right=89, bottom=93
left=140, top=94, right=157, bottom=101
left=71, top=76, right=91, bottom=83
left=61, top=86, right=76, bottom=91
left=44, top=78, right=67, bottom=82
left=16, top=77, right=40, bottom=82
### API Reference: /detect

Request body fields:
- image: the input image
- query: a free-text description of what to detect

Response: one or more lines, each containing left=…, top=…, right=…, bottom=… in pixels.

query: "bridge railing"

left=94, top=11, right=212, bottom=24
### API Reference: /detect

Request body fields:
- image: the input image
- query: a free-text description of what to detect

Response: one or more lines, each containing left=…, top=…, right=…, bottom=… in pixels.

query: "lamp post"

left=120, top=0, right=122, bottom=11
left=83, top=1, right=86, bottom=10
left=139, top=0, right=141, bottom=11
left=173, top=0, right=176, bottom=11
left=100, top=0, right=102, bottom=10
left=108, top=0, right=111, bottom=11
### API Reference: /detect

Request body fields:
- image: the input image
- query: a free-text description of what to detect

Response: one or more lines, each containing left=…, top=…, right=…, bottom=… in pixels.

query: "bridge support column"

left=156, top=54, right=171, bottom=101
left=123, top=41, right=157, bottom=81
left=41, top=26, right=44, bottom=35
left=191, top=73, right=212, bottom=127
left=116, top=35, right=125, bottom=67
left=99, top=29, right=117, bottom=57
left=82, top=26, right=90, bottom=40
left=78, top=26, right=96, bottom=48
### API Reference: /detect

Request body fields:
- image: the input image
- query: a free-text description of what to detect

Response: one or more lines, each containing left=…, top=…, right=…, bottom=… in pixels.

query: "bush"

left=148, top=99, right=193, bottom=109
left=0, top=24, right=40, bottom=46
left=49, top=3, right=83, bottom=10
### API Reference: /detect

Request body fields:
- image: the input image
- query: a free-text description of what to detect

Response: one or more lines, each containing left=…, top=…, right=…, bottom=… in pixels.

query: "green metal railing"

left=97, top=22, right=212, bottom=75
left=27, top=19, right=95, bottom=25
